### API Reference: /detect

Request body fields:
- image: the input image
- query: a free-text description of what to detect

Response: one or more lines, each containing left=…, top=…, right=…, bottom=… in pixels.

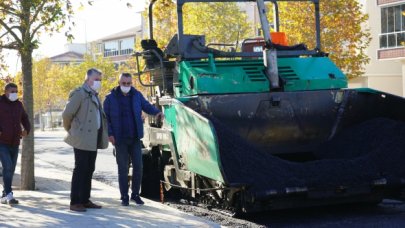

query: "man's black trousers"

left=70, top=148, right=97, bottom=205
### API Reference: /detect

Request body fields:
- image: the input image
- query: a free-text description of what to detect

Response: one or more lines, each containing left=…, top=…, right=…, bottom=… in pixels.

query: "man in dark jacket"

left=0, top=83, right=30, bottom=204
left=104, top=73, right=163, bottom=206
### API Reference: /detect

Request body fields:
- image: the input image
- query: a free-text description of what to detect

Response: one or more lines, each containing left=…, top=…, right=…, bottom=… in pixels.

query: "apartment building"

left=93, top=26, right=142, bottom=68
left=350, top=0, right=405, bottom=96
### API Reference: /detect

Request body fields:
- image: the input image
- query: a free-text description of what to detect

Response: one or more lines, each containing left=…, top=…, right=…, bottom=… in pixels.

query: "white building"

left=49, top=43, right=87, bottom=65
left=350, top=0, right=405, bottom=96
left=93, top=26, right=142, bottom=68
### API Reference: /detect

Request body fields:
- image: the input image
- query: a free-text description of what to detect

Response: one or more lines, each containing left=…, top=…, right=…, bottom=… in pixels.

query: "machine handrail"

left=134, top=49, right=166, bottom=94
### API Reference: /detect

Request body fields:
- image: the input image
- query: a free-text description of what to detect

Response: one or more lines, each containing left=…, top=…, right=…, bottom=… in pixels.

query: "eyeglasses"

left=120, top=82, right=132, bottom=86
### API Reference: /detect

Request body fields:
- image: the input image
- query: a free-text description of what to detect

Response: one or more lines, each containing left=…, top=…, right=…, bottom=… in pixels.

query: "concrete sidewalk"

left=0, top=157, right=220, bottom=227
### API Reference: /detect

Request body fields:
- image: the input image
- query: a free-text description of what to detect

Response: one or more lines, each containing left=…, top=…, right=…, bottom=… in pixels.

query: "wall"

left=352, top=0, right=404, bottom=96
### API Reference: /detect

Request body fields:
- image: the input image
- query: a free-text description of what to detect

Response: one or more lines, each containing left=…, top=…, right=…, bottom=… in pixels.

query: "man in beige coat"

left=62, top=68, right=108, bottom=212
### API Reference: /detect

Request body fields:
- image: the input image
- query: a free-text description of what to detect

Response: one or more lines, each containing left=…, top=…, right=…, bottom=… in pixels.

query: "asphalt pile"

left=209, top=117, right=405, bottom=197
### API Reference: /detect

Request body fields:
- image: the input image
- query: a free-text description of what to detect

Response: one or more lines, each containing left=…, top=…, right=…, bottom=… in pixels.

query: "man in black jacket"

left=0, top=83, right=30, bottom=204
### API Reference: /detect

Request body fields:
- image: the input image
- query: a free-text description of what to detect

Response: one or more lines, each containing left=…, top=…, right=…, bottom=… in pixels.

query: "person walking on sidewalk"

left=62, top=68, right=109, bottom=212
left=0, top=83, right=30, bottom=205
left=104, top=73, right=164, bottom=206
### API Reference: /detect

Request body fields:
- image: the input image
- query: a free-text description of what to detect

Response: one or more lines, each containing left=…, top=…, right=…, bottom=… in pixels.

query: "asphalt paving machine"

left=136, top=0, right=405, bottom=213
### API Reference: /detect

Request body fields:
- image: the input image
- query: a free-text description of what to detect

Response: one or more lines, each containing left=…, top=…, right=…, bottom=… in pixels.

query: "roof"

left=98, top=25, right=142, bottom=41
left=49, top=51, right=84, bottom=62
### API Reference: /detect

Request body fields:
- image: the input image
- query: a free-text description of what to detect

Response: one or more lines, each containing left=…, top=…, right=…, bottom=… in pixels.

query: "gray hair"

left=119, top=73, right=132, bottom=81
left=85, top=68, right=102, bottom=81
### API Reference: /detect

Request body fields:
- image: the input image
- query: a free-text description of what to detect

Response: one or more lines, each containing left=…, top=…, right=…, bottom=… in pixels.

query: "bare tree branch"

left=0, top=26, right=21, bottom=39
left=0, top=42, right=19, bottom=50
left=0, top=19, right=22, bottom=46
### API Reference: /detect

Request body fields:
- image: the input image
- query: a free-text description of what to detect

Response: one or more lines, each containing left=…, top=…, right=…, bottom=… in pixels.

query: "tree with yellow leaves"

left=145, top=0, right=253, bottom=49
left=32, top=58, right=53, bottom=130
left=272, top=0, right=370, bottom=79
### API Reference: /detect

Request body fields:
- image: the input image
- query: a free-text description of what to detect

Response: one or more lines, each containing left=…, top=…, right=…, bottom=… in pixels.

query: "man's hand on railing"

left=156, top=112, right=165, bottom=121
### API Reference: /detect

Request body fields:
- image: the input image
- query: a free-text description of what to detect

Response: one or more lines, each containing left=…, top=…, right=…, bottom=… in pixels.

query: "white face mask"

left=120, top=86, right=131, bottom=94
left=8, top=93, right=18, bottom=102
left=91, top=81, right=102, bottom=92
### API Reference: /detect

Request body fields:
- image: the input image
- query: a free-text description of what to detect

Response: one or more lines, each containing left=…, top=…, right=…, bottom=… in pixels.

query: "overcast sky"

left=5, top=0, right=145, bottom=75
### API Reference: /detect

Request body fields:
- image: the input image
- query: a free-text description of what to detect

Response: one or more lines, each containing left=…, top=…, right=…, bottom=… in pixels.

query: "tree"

left=183, top=3, right=252, bottom=47
left=274, top=0, right=370, bottom=79
left=0, top=74, right=12, bottom=91
left=145, top=0, right=253, bottom=49
left=146, top=0, right=177, bottom=47
left=0, top=0, right=75, bottom=190
left=32, top=59, right=69, bottom=130
left=32, top=58, right=52, bottom=130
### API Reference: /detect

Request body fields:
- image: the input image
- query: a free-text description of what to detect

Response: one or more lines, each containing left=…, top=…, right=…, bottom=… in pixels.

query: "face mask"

left=120, top=86, right=131, bottom=94
left=91, top=81, right=101, bottom=92
left=8, top=93, right=18, bottom=102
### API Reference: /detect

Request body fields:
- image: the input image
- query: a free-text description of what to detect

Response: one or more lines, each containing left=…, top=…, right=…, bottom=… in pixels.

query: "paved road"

left=33, top=129, right=405, bottom=227
left=244, top=200, right=405, bottom=227
left=1, top=133, right=221, bottom=228
left=35, top=129, right=119, bottom=188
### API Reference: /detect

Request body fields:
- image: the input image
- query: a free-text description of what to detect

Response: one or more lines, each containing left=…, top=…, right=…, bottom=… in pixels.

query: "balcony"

left=104, top=48, right=134, bottom=57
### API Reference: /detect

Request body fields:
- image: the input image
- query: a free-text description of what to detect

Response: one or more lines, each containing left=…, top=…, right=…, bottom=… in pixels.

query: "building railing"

left=379, top=31, right=405, bottom=49
left=120, top=48, right=133, bottom=55
left=104, top=48, right=134, bottom=57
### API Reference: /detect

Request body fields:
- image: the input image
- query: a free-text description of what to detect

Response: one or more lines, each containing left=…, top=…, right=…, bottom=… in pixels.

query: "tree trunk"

left=49, top=103, right=54, bottom=130
left=20, top=50, right=35, bottom=190
left=40, top=110, right=44, bottom=131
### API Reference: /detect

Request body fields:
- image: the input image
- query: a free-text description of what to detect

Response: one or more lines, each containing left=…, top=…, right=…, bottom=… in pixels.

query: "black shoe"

left=70, top=204, right=87, bottom=212
left=8, top=198, right=19, bottom=205
left=121, top=199, right=129, bottom=206
left=83, top=200, right=102, bottom=209
left=131, top=195, right=144, bottom=205
left=121, top=195, right=129, bottom=206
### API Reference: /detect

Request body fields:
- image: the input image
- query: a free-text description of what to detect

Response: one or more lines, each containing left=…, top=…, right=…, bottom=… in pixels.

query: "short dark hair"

left=119, top=73, right=132, bottom=81
left=120, top=73, right=132, bottom=78
left=5, top=83, right=17, bottom=91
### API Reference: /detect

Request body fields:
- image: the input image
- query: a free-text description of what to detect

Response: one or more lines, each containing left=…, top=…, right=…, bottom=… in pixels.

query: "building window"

left=380, top=4, right=405, bottom=48
left=103, top=37, right=135, bottom=57
left=119, top=37, right=135, bottom=55
left=104, top=40, right=119, bottom=57
left=96, top=43, right=103, bottom=54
